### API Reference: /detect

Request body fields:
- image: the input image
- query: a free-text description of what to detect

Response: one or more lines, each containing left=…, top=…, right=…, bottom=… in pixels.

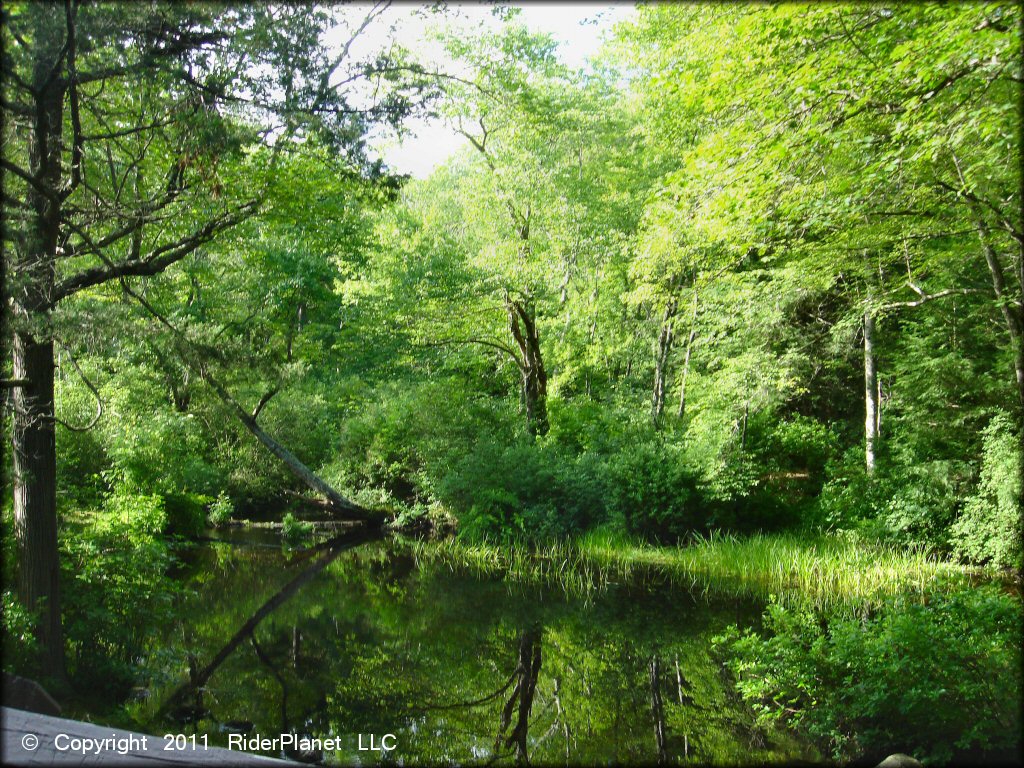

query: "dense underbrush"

left=715, top=586, right=1022, bottom=765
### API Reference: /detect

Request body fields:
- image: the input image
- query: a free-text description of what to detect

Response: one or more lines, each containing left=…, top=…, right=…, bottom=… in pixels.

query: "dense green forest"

left=2, top=2, right=1022, bottom=766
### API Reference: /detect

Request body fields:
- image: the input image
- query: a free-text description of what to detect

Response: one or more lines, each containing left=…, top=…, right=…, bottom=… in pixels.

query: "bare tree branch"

left=251, top=387, right=280, bottom=421
left=53, top=338, right=103, bottom=432
left=50, top=200, right=260, bottom=306
left=881, top=282, right=985, bottom=310
left=415, top=337, right=524, bottom=369
left=62, top=0, right=85, bottom=201
left=1, top=159, right=60, bottom=204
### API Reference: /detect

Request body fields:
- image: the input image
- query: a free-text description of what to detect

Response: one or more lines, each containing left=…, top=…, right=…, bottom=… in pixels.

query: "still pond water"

left=136, top=529, right=817, bottom=766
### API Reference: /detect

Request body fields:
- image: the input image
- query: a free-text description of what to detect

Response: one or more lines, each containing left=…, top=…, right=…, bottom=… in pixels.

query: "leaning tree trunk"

left=197, top=366, right=383, bottom=523
left=123, top=281, right=382, bottom=525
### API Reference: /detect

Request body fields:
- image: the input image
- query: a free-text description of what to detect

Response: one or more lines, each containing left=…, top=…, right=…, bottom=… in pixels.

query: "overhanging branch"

left=881, top=282, right=985, bottom=310
left=50, top=200, right=260, bottom=306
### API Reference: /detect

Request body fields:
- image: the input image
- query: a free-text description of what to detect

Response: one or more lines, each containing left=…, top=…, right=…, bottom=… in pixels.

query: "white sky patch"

left=325, top=2, right=635, bottom=179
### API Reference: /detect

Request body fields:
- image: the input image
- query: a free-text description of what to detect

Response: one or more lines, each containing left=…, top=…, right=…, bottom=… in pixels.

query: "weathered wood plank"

left=1, top=707, right=286, bottom=766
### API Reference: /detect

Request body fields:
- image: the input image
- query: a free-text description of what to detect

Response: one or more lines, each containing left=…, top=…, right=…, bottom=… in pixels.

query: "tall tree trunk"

left=11, top=334, right=63, bottom=678
left=652, top=297, right=677, bottom=425
left=740, top=397, right=750, bottom=452
left=863, top=310, right=879, bottom=474
left=975, top=218, right=1024, bottom=411
left=676, top=293, right=698, bottom=419
left=507, top=296, right=549, bottom=436
left=10, top=4, right=68, bottom=679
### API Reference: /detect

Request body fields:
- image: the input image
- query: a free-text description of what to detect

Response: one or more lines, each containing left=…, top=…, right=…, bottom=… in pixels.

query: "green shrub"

left=281, top=512, right=314, bottom=546
left=60, top=505, right=181, bottom=701
left=882, top=460, right=966, bottom=549
left=605, top=441, right=701, bottom=542
left=207, top=491, right=234, bottom=527
left=950, top=414, right=1023, bottom=570
left=815, top=447, right=886, bottom=530
left=56, top=428, right=108, bottom=505
left=760, top=415, right=836, bottom=480
left=439, top=438, right=607, bottom=542
left=101, top=391, right=222, bottom=498
left=2, top=590, right=39, bottom=676
left=440, top=440, right=554, bottom=540
left=715, top=586, right=1023, bottom=764
left=326, top=380, right=507, bottom=510
left=102, top=492, right=167, bottom=540
left=101, top=491, right=206, bottom=539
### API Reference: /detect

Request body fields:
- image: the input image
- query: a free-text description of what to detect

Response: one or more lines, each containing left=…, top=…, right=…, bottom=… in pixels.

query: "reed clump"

left=410, top=530, right=978, bottom=613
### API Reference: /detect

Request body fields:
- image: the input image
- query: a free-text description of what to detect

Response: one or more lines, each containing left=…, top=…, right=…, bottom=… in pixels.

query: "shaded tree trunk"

left=10, top=4, right=67, bottom=679
left=507, top=295, right=549, bottom=436
left=11, top=334, right=63, bottom=679
left=146, top=341, right=192, bottom=412
left=951, top=151, right=1024, bottom=415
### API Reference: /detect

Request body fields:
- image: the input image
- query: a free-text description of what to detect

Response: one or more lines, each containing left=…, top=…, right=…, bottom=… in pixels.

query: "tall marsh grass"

left=410, top=530, right=979, bottom=613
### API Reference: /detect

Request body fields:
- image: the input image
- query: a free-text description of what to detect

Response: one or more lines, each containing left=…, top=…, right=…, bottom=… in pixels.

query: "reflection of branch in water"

left=411, top=669, right=519, bottom=715
left=250, top=634, right=289, bottom=733
left=535, top=676, right=571, bottom=761
left=649, top=655, right=668, bottom=765
left=674, top=654, right=692, bottom=759
left=159, top=528, right=379, bottom=717
left=523, top=695, right=559, bottom=749
left=495, top=626, right=543, bottom=766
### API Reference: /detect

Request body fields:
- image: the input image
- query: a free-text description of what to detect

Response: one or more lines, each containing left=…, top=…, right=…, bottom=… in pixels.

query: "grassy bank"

left=410, top=530, right=984, bottom=613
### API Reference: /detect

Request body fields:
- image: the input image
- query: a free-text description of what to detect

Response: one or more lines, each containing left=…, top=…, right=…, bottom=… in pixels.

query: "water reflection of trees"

left=152, top=539, right=814, bottom=765
left=157, top=530, right=377, bottom=729
left=494, top=626, right=542, bottom=764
